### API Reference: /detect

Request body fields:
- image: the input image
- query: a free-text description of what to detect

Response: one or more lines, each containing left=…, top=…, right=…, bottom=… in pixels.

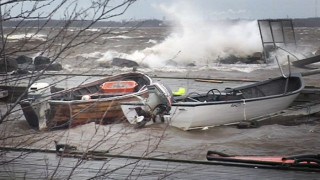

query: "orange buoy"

left=100, top=80, right=138, bottom=93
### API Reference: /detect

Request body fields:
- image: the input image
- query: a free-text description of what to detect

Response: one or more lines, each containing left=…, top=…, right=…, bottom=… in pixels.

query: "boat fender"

left=81, top=95, right=91, bottom=100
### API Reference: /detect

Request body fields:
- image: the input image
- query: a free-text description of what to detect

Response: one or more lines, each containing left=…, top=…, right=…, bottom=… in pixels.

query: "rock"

left=219, top=55, right=239, bottom=64
left=246, top=52, right=263, bottom=64
left=18, top=63, right=35, bottom=71
left=35, top=63, right=62, bottom=71
left=99, top=61, right=111, bottom=68
left=34, top=56, right=50, bottom=65
left=13, top=69, right=30, bottom=75
left=250, top=52, right=263, bottom=59
left=0, top=58, right=18, bottom=73
left=219, top=53, right=264, bottom=64
left=16, top=55, right=33, bottom=64
left=186, top=62, right=196, bottom=67
left=111, top=58, right=138, bottom=67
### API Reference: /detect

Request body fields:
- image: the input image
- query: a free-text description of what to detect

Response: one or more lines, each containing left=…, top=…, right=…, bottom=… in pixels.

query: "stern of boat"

left=120, top=101, right=146, bottom=124
left=20, top=98, right=49, bottom=130
left=20, top=82, right=52, bottom=130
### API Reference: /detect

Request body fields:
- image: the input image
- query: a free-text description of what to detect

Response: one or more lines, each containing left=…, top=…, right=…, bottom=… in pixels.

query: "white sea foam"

left=146, top=39, right=157, bottom=44
left=107, top=35, right=133, bottom=39
left=6, top=33, right=47, bottom=41
left=78, top=52, right=103, bottom=59
left=96, top=50, right=119, bottom=62
left=94, top=2, right=314, bottom=73
left=85, top=28, right=100, bottom=32
left=97, top=2, right=262, bottom=69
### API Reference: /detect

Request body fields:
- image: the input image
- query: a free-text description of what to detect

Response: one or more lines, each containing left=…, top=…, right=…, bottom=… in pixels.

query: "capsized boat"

left=20, top=72, right=152, bottom=130
left=121, top=73, right=304, bottom=130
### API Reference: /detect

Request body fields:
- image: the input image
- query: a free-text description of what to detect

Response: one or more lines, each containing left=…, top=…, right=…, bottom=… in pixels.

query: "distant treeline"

left=292, top=18, right=320, bottom=27
left=2, top=18, right=320, bottom=28
left=2, top=19, right=165, bottom=28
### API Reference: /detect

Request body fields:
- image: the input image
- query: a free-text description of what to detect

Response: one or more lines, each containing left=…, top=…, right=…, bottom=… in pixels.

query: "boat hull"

left=169, top=93, right=300, bottom=130
left=121, top=73, right=304, bottom=130
left=46, top=93, right=148, bottom=129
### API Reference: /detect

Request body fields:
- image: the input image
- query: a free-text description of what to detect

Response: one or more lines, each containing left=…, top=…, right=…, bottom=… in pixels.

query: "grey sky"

left=5, top=0, right=320, bottom=21
left=121, top=0, right=319, bottom=20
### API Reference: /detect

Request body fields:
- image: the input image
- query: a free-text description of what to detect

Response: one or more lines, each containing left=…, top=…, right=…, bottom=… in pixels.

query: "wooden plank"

left=195, top=79, right=224, bottom=83
left=71, top=105, right=120, bottom=113
left=71, top=111, right=123, bottom=119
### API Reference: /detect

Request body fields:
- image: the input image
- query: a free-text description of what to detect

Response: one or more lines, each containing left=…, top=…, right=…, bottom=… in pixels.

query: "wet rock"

left=16, top=55, right=33, bottom=64
left=0, top=58, right=18, bottom=73
left=111, top=58, right=139, bottom=68
left=186, top=62, right=196, bottom=67
left=18, top=62, right=35, bottom=71
left=34, top=56, right=50, bottom=65
left=99, top=61, right=111, bottom=68
left=13, top=69, right=30, bottom=75
left=219, top=55, right=239, bottom=64
left=219, top=53, right=264, bottom=64
left=35, top=63, right=62, bottom=71
left=248, top=52, right=262, bottom=61
left=242, top=52, right=264, bottom=64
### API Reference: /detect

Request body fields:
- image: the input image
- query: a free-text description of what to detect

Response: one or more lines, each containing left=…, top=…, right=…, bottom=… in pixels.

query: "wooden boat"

left=20, top=72, right=152, bottom=130
left=121, top=73, right=304, bottom=130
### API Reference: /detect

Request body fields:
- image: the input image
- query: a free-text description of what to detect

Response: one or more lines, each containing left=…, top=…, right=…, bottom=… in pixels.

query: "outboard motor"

left=28, top=82, right=51, bottom=99
left=22, top=82, right=51, bottom=130
left=134, top=82, right=173, bottom=128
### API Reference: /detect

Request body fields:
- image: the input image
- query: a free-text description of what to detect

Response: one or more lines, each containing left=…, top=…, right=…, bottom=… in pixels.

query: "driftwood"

left=292, top=55, right=320, bottom=68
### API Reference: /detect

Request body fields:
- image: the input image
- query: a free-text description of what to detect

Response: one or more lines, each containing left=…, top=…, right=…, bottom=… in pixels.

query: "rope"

left=242, top=99, right=247, bottom=121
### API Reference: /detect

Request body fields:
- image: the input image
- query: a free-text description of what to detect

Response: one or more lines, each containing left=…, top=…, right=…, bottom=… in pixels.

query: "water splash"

left=107, top=2, right=262, bottom=68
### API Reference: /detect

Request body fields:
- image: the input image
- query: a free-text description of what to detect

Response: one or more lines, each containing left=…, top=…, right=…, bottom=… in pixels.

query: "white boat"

left=121, top=73, right=304, bottom=130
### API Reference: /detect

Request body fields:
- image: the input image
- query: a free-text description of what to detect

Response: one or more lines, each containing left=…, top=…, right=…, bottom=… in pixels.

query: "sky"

left=4, top=0, right=320, bottom=21
left=120, top=0, right=320, bottom=20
